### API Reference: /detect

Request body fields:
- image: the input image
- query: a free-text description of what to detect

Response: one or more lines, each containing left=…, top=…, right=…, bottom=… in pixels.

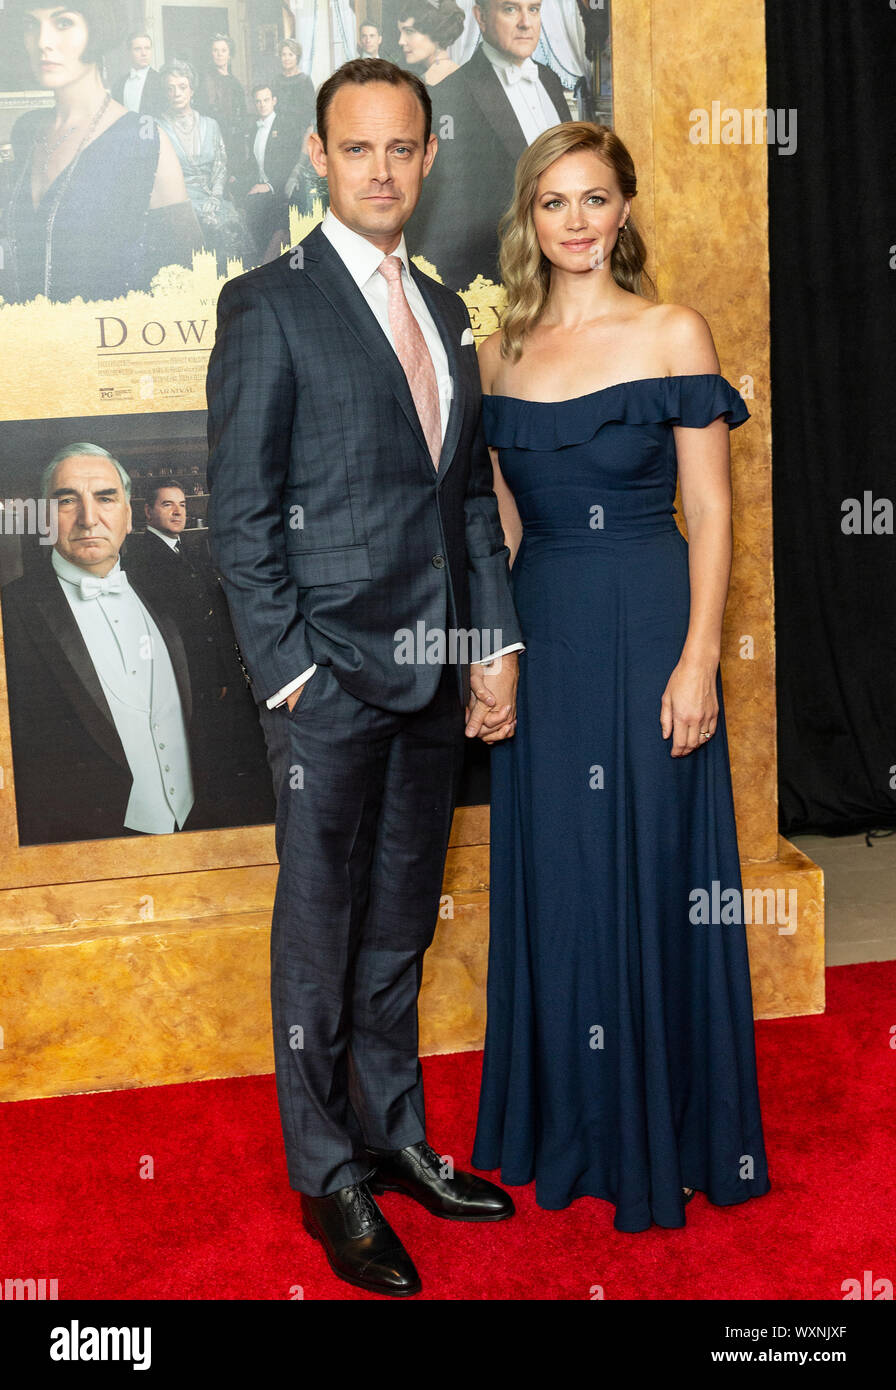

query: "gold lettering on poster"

left=0, top=200, right=507, bottom=425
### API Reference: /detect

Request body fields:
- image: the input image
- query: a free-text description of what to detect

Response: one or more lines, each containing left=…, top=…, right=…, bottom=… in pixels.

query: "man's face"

left=474, top=0, right=542, bottom=63
left=145, top=487, right=186, bottom=536
left=130, top=36, right=152, bottom=69
left=359, top=25, right=380, bottom=54
left=50, top=455, right=131, bottom=575
left=254, top=87, right=276, bottom=118
left=308, top=82, right=436, bottom=252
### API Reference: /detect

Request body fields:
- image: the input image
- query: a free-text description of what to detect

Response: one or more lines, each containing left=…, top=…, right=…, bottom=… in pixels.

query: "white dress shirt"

left=146, top=524, right=180, bottom=551
left=52, top=549, right=194, bottom=833
left=479, top=37, right=563, bottom=145
left=267, top=208, right=522, bottom=708
left=122, top=66, right=150, bottom=114
left=253, top=110, right=277, bottom=187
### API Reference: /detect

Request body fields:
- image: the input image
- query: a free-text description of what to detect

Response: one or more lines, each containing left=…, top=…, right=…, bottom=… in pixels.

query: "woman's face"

left=211, top=40, right=230, bottom=70
left=23, top=7, right=91, bottom=90
left=532, top=150, right=630, bottom=274
left=398, top=19, right=437, bottom=66
left=280, top=45, right=299, bottom=73
left=165, top=73, right=194, bottom=114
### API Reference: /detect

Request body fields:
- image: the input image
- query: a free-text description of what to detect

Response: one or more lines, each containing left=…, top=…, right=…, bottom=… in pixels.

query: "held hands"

left=660, top=655, right=719, bottom=757
left=466, top=653, right=519, bottom=744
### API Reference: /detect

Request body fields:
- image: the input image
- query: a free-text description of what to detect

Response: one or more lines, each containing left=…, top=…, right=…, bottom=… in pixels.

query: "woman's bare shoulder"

left=642, top=301, right=720, bottom=374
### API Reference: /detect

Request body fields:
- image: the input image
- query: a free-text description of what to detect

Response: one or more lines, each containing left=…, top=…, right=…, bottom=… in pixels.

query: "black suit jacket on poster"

left=409, top=44, right=572, bottom=289
left=122, top=529, right=233, bottom=695
left=205, top=220, right=522, bottom=713
left=112, top=67, right=165, bottom=118
left=240, top=114, right=303, bottom=200
left=0, top=559, right=193, bottom=845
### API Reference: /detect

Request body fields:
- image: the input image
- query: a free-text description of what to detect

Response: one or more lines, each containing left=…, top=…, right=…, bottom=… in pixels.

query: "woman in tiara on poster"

left=157, top=59, right=251, bottom=272
left=3, top=1, right=201, bottom=304
left=470, top=122, right=772, bottom=1232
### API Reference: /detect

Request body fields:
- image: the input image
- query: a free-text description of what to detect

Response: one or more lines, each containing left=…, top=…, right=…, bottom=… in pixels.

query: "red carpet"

left=2, top=962, right=894, bottom=1300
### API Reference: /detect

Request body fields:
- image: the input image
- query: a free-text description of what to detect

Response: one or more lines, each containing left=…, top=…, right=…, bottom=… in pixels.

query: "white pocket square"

left=460, top=327, right=474, bottom=346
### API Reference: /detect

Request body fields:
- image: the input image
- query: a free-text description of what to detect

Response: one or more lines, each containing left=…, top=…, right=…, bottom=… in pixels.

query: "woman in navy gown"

left=470, top=123, right=771, bottom=1232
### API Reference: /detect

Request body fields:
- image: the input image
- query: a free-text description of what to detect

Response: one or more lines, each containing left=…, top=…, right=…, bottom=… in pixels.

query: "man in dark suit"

left=410, top=0, right=572, bottom=288
left=1, top=446, right=194, bottom=845
left=206, top=58, right=523, bottom=1297
left=113, top=31, right=165, bottom=118
left=239, top=83, right=303, bottom=256
left=124, top=481, right=231, bottom=704
left=123, top=481, right=276, bottom=828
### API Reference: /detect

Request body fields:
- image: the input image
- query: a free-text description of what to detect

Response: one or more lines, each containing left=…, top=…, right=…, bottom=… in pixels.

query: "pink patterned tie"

left=377, top=254, right=442, bottom=470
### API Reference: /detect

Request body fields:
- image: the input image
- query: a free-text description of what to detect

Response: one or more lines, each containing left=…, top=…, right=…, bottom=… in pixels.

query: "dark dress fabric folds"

left=472, top=374, right=771, bottom=1232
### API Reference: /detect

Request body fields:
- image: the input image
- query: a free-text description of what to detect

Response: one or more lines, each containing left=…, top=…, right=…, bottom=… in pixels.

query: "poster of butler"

left=0, top=419, right=275, bottom=844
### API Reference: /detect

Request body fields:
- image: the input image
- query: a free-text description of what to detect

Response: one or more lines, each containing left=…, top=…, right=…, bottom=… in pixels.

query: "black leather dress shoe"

left=367, top=1140, right=515, bottom=1221
left=300, top=1181, right=421, bottom=1297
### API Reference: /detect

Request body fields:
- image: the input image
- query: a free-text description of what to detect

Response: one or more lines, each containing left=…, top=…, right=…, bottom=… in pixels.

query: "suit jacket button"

left=432, top=554, right=445, bottom=568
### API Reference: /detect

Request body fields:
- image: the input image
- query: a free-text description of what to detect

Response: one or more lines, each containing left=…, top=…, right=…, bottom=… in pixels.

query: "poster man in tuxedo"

left=123, top=481, right=276, bottom=828
left=1, top=445, right=194, bottom=845
left=206, top=58, right=522, bottom=1297
left=113, top=31, right=165, bottom=118
left=124, top=481, right=231, bottom=707
left=411, top=0, right=572, bottom=288
left=239, top=84, right=300, bottom=257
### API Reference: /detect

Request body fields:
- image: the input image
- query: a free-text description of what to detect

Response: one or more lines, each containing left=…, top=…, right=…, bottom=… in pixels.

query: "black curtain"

left=766, top=0, right=896, bottom=834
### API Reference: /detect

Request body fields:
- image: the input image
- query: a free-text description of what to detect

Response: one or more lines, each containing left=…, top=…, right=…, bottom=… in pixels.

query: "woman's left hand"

left=660, top=658, right=719, bottom=757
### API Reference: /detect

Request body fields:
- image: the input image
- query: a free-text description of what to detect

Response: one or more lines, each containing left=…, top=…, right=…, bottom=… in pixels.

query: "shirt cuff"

left=266, top=664, right=317, bottom=708
left=471, top=642, right=525, bottom=668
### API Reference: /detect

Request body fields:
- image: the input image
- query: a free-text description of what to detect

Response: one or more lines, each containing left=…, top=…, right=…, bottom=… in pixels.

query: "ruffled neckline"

left=482, top=373, right=749, bottom=450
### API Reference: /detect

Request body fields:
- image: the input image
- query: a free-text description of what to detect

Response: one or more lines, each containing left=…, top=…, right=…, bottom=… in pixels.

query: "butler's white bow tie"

left=505, top=59, right=539, bottom=86
left=79, top=571, right=128, bottom=600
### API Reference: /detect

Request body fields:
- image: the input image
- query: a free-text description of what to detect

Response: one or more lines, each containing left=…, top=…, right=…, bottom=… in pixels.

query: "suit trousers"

left=257, top=659, right=465, bottom=1195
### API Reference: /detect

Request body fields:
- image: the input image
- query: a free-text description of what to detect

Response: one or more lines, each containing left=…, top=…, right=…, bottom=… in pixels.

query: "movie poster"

left=0, top=0, right=610, bottom=847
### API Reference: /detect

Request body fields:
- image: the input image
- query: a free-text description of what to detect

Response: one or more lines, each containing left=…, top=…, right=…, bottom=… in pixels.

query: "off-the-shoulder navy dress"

left=472, top=375, right=771, bottom=1232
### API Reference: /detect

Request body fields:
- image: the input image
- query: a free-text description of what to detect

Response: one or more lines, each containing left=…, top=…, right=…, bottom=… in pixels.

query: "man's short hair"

left=41, top=444, right=132, bottom=501
left=127, top=30, right=153, bottom=47
left=316, top=58, right=431, bottom=150
left=144, top=480, right=187, bottom=509
left=252, top=82, right=275, bottom=99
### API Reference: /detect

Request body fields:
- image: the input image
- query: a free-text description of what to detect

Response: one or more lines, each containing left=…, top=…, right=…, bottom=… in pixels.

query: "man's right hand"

left=285, top=683, right=305, bottom=711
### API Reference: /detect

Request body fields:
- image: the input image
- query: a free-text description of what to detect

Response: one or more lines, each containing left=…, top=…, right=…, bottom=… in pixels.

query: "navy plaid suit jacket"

left=205, top=220, right=521, bottom=712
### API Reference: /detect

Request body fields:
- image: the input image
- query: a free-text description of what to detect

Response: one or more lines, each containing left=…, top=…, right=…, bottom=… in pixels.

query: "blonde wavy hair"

left=498, top=123, right=654, bottom=362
